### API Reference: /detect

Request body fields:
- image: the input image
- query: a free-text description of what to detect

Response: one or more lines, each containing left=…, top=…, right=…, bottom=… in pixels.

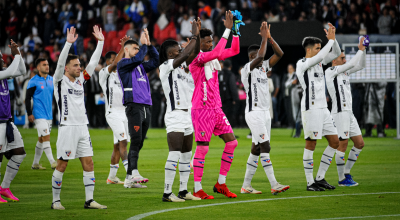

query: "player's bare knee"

left=251, top=144, right=260, bottom=156
left=356, top=140, right=365, bottom=149
left=42, top=135, right=50, bottom=142
left=56, top=160, right=68, bottom=172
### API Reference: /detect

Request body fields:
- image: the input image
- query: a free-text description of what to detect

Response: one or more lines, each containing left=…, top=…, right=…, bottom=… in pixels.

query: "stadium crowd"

left=0, top=0, right=398, bottom=132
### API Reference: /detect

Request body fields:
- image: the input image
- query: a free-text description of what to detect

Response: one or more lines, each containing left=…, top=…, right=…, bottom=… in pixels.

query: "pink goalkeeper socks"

left=219, top=140, right=238, bottom=176
left=193, top=145, right=209, bottom=182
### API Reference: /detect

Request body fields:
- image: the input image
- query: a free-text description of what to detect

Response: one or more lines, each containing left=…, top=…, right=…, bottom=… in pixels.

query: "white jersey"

left=54, top=41, right=104, bottom=126
left=296, top=39, right=340, bottom=112
left=326, top=50, right=366, bottom=114
left=99, top=65, right=125, bottom=115
left=241, top=59, right=271, bottom=113
left=159, top=59, right=193, bottom=112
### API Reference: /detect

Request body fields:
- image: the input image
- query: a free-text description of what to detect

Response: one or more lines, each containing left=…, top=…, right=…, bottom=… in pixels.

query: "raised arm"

left=117, top=32, right=149, bottom=74
left=250, top=22, right=268, bottom=71
left=267, top=24, right=284, bottom=68
left=173, top=19, right=200, bottom=68
left=186, top=19, right=202, bottom=66
left=305, top=24, right=336, bottom=68
left=83, top=25, right=104, bottom=80
left=141, top=28, right=159, bottom=72
left=322, top=39, right=341, bottom=65
left=348, top=38, right=366, bottom=74
left=54, top=27, right=78, bottom=83
left=108, top=36, right=131, bottom=73
left=336, top=50, right=363, bottom=74
left=0, top=40, right=21, bottom=80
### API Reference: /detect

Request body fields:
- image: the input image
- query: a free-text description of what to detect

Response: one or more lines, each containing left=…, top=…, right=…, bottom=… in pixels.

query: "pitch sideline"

left=127, top=192, right=400, bottom=220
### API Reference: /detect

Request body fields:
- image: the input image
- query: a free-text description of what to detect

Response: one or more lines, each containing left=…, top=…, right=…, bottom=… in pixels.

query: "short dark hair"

left=200, top=28, right=213, bottom=39
left=159, top=40, right=179, bottom=65
left=302, top=37, right=322, bottom=49
left=124, top=40, right=139, bottom=47
left=35, top=58, right=47, bottom=67
left=105, top=51, right=117, bottom=61
left=66, top=54, right=79, bottom=65
left=248, top=44, right=260, bottom=54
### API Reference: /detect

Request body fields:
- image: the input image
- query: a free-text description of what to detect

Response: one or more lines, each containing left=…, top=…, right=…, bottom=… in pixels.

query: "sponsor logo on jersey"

left=263, top=159, right=271, bottom=163
left=340, top=85, right=346, bottom=102
left=260, top=134, right=265, bottom=139
left=199, top=161, right=205, bottom=165
left=120, top=133, right=124, bottom=137
left=55, top=181, right=62, bottom=186
left=228, top=156, right=234, bottom=160
left=308, top=162, right=314, bottom=166
left=63, top=95, right=68, bottom=115
left=343, top=80, right=346, bottom=84
left=134, top=126, right=140, bottom=132
left=174, top=80, right=180, bottom=100
left=44, top=129, right=47, bottom=133
left=203, top=82, right=207, bottom=101
left=257, top=78, right=268, bottom=84
left=68, top=89, right=73, bottom=94
left=64, top=117, right=67, bottom=121
left=201, top=131, right=205, bottom=137
left=90, top=178, right=96, bottom=182
left=340, top=156, right=345, bottom=161
left=344, top=131, right=349, bottom=136
left=65, top=151, right=71, bottom=157
left=172, top=164, right=177, bottom=168
left=319, top=62, right=322, bottom=67
left=311, top=81, right=315, bottom=100
left=313, top=131, right=318, bottom=137
left=253, top=83, right=258, bottom=102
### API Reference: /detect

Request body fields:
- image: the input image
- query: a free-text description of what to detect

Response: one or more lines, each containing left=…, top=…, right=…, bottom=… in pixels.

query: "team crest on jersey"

left=65, top=151, right=71, bottom=157
left=120, top=133, right=125, bottom=138
left=64, top=117, right=67, bottom=121
left=177, top=101, right=180, bottom=105
left=90, top=178, right=96, bottom=182
left=228, top=156, right=234, bottom=160
left=344, top=131, right=349, bottom=136
left=55, top=181, right=62, bottom=186
left=76, top=80, right=81, bottom=86
left=263, top=159, right=271, bottom=163
left=313, top=132, right=318, bottom=137
left=254, top=161, right=258, bottom=165
left=134, top=126, right=140, bottom=132
left=343, top=80, right=346, bottom=84
left=201, top=131, right=205, bottom=137
left=319, top=62, right=322, bottom=67
left=199, top=161, right=205, bottom=165
left=44, top=129, right=47, bottom=133
left=340, top=156, right=345, bottom=161
left=328, top=158, right=332, bottom=163
left=356, top=154, right=359, bottom=158
left=172, top=164, right=177, bottom=168
left=257, top=78, right=261, bottom=83
left=308, top=162, right=314, bottom=166
left=260, top=134, right=265, bottom=139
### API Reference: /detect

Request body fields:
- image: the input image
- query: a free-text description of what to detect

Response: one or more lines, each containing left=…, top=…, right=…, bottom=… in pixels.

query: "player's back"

left=99, top=66, right=125, bottom=115
left=296, top=58, right=327, bottom=112
left=325, top=67, right=352, bottom=114
left=54, top=73, right=88, bottom=125
left=189, top=52, right=222, bottom=110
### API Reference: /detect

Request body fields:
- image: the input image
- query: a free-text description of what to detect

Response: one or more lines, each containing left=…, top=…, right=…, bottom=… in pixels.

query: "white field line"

left=127, top=192, right=400, bottom=220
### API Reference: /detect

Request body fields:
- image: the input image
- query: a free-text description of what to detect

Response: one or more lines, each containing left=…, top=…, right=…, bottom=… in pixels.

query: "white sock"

left=164, top=151, right=180, bottom=194
left=52, top=169, right=64, bottom=203
left=316, top=146, right=336, bottom=181
left=122, top=160, right=128, bottom=172
left=108, top=164, right=119, bottom=179
left=179, top=151, right=191, bottom=192
left=260, top=153, right=277, bottom=187
left=345, top=146, right=362, bottom=174
left=218, top=174, right=226, bottom=184
left=303, top=149, right=314, bottom=186
left=335, top=150, right=346, bottom=181
left=194, top=181, right=202, bottom=193
left=132, top=169, right=139, bottom=177
left=33, top=141, right=43, bottom=165
left=42, top=141, right=56, bottom=164
left=243, top=153, right=259, bottom=187
left=1, top=154, right=25, bottom=188
left=83, top=171, right=95, bottom=202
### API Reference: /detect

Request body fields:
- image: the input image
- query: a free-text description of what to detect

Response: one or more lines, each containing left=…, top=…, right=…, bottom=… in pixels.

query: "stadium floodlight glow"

left=342, top=43, right=400, bottom=139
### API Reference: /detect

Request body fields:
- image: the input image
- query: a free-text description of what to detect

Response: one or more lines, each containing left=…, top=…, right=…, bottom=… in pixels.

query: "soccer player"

left=325, top=37, right=366, bottom=187
left=159, top=18, right=202, bottom=202
left=51, top=26, right=106, bottom=210
left=189, top=11, right=240, bottom=199
left=240, top=22, right=289, bottom=195
left=117, top=29, right=159, bottom=188
left=0, top=40, right=27, bottom=203
left=25, top=58, right=56, bottom=170
left=99, top=36, right=131, bottom=185
left=296, top=23, right=341, bottom=191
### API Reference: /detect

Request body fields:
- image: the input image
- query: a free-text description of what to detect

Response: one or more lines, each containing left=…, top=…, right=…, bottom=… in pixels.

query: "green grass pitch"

left=1, top=127, right=399, bottom=219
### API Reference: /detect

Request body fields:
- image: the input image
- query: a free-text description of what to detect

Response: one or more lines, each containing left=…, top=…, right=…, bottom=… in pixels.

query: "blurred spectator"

left=347, top=3, right=358, bottom=23
left=86, top=40, right=96, bottom=60
left=211, top=0, right=223, bottom=24
left=237, top=66, right=247, bottom=127
left=126, top=22, right=136, bottom=37
left=43, top=13, right=56, bottom=46
left=32, top=15, right=43, bottom=38
left=19, top=17, right=30, bottom=43
left=198, top=1, right=212, bottom=17
left=149, top=69, right=164, bottom=128
left=58, top=2, right=74, bottom=27
left=268, top=9, right=280, bottom=22
left=336, top=17, right=348, bottom=34
left=283, top=64, right=296, bottom=128
left=365, top=0, right=380, bottom=14
left=140, top=16, right=150, bottom=30
left=390, top=8, right=400, bottom=34
left=102, top=0, right=118, bottom=32
left=308, top=7, right=319, bottom=21
left=240, top=1, right=251, bottom=23
left=153, top=14, right=177, bottom=45
left=356, top=0, right=365, bottom=13
left=127, top=0, right=146, bottom=25
left=298, top=11, right=307, bottom=21
left=50, top=44, right=61, bottom=62
left=63, top=17, right=76, bottom=35
left=219, top=60, right=239, bottom=128
left=377, top=7, right=392, bottom=34
left=76, top=3, right=89, bottom=37
left=364, top=83, right=387, bottom=137
left=201, top=13, right=214, bottom=34
left=49, top=29, right=64, bottom=48
left=268, top=70, right=280, bottom=126
left=250, top=1, right=263, bottom=21
left=179, top=14, right=192, bottom=38
left=287, top=0, right=300, bottom=20
left=322, top=5, right=335, bottom=24
left=24, top=33, right=42, bottom=53
left=335, top=2, right=347, bottom=22
left=5, top=10, right=18, bottom=41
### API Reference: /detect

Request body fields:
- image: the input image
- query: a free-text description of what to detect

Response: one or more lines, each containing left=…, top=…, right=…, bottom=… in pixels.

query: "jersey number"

left=223, top=116, right=230, bottom=126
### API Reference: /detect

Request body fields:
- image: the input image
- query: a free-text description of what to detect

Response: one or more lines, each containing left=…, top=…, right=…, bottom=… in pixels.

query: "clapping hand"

left=92, top=25, right=104, bottom=41
left=223, top=10, right=234, bottom=30
left=8, top=39, right=20, bottom=56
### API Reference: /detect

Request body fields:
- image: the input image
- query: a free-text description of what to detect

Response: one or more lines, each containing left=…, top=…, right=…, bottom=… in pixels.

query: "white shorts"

left=35, top=119, right=52, bottom=137
left=106, top=113, right=130, bottom=144
left=0, top=122, right=24, bottom=153
left=56, top=125, right=93, bottom=160
left=332, top=110, right=362, bottom=140
left=245, top=110, right=271, bottom=144
left=302, top=108, right=338, bottom=140
left=165, top=110, right=193, bottom=136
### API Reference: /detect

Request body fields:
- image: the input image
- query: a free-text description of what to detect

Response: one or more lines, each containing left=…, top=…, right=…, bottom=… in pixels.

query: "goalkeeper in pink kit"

left=189, top=10, right=242, bottom=199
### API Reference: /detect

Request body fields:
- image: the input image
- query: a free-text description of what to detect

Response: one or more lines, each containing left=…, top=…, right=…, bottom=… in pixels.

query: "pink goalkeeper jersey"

left=189, top=36, right=240, bottom=109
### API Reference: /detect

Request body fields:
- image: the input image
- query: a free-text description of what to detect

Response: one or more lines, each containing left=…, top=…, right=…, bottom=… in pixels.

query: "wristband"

left=222, top=28, right=231, bottom=39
